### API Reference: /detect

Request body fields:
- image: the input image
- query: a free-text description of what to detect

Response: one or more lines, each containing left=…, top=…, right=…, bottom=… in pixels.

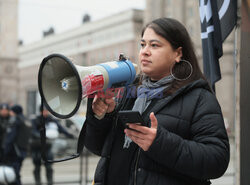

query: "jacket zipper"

left=134, top=148, right=141, bottom=185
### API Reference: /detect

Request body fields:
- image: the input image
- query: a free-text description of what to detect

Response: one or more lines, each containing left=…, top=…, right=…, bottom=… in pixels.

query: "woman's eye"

left=140, top=43, right=145, bottom=48
left=151, top=44, right=158, bottom=48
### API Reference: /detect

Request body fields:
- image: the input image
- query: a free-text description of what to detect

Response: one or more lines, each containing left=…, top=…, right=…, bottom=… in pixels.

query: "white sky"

left=18, top=0, right=145, bottom=45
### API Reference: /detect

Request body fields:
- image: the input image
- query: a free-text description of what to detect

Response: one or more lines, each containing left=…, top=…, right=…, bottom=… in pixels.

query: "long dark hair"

left=140, top=18, right=207, bottom=94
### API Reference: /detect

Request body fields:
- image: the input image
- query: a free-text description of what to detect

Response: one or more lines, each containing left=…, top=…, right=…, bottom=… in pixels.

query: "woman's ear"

left=175, top=47, right=183, bottom=63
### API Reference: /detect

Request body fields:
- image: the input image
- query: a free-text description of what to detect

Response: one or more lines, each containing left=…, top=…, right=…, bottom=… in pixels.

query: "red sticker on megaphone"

left=81, top=73, right=104, bottom=98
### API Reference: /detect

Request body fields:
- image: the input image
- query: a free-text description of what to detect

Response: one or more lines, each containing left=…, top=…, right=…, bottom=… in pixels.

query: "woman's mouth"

left=141, top=59, right=151, bottom=65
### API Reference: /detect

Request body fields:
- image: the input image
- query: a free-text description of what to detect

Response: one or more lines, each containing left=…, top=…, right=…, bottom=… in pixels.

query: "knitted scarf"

left=132, top=75, right=174, bottom=113
left=123, top=75, right=174, bottom=148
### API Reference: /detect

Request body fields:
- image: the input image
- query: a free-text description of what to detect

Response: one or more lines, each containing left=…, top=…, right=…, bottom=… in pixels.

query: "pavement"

left=21, top=152, right=99, bottom=185
left=20, top=139, right=236, bottom=185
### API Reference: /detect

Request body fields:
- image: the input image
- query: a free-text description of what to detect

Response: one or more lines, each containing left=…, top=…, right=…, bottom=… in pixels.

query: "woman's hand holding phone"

left=124, top=112, right=158, bottom=151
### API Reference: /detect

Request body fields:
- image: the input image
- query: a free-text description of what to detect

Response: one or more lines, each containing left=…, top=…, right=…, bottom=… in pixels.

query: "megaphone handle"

left=94, top=98, right=107, bottom=120
left=93, top=88, right=121, bottom=120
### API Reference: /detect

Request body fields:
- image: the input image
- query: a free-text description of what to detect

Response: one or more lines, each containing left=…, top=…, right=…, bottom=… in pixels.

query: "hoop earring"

left=170, top=59, right=193, bottom=81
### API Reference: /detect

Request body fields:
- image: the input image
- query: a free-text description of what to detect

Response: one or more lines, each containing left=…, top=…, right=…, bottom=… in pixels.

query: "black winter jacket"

left=84, top=79, right=230, bottom=185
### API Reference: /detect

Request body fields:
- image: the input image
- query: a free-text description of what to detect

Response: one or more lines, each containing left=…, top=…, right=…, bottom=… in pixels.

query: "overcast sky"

left=18, top=0, right=145, bottom=45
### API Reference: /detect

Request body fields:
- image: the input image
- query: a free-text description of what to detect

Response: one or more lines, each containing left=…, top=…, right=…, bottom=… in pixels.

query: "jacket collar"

left=142, top=78, right=212, bottom=124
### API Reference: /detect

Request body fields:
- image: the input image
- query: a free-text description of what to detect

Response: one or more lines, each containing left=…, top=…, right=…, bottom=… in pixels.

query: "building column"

left=239, top=0, right=250, bottom=184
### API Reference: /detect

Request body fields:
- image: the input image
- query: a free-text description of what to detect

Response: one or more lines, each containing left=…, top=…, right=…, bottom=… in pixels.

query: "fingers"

left=92, top=94, right=116, bottom=116
left=124, top=127, right=153, bottom=151
left=125, top=126, right=146, bottom=139
left=93, top=93, right=99, bottom=103
left=124, top=128, right=145, bottom=149
left=92, top=95, right=108, bottom=116
left=127, top=123, right=149, bottom=133
left=124, top=112, right=158, bottom=151
left=105, top=98, right=116, bottom=113
left=104, top=98, right=115, bottom=104
left=149, top=112, right=158, bottom=129
left=128, top=134, right=145, bottom=146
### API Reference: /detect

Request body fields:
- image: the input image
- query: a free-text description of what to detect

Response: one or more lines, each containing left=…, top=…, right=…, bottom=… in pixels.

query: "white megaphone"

left=38, top=53, right=138, bottom=119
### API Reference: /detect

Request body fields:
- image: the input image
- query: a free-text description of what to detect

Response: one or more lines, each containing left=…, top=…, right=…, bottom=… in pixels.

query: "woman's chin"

left=140, top=67, right=152, bottom=75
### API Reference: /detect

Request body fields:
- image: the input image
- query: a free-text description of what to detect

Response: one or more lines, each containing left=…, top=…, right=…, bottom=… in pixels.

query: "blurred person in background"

left=0, top=103, right=10, bottom=162
left=30, top=106, right=74, bottom=185
left=2, top=104, right=31, bottom=185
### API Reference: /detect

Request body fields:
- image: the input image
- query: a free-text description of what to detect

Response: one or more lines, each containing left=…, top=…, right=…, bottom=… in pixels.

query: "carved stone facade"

left=0, top=0, right=19, bottom=104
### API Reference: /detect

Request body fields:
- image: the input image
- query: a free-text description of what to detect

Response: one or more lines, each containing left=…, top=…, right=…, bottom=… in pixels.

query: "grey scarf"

left=132, top=75, right=174, bottom=113
left=123, top=75, right=174, bottom=149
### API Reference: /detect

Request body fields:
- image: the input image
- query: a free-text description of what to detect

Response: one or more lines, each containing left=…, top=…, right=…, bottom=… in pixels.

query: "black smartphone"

left=118, top=110, right=148, bottom=128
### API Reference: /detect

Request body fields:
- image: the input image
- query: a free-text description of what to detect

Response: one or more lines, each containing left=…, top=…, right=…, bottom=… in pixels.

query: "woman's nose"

left=141, top=45, right=150, bottom=56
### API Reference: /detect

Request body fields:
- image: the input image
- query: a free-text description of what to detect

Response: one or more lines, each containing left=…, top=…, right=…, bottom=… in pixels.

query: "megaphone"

left=38, top=53, right=138, bottom=119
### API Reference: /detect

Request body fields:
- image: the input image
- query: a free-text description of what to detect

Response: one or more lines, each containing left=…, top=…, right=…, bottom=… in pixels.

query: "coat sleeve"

left=146, top=89, right=230, bottom=180
left=84, top=97, right=113, bottom=156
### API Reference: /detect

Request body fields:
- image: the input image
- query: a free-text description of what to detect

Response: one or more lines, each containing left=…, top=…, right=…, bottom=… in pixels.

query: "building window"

left=26, top=90, right=38, bottom=117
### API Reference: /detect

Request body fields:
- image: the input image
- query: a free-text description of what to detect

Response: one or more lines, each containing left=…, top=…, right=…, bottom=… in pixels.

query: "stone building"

left=1, top=0, right=236, bottom=135
left=0, top=0, right=19, bottom=104
left=18, top=9, right=144, bottom=115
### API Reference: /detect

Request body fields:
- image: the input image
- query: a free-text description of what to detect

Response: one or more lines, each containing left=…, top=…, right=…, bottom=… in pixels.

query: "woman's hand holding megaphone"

left=92, top=94, right=116, bottom=120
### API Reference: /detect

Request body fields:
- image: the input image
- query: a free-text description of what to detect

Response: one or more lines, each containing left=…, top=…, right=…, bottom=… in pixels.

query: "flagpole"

left=233, top=25, right=238, bottom=185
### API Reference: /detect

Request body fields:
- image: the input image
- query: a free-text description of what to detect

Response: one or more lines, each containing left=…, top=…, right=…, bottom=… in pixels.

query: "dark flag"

left=199, top=0, right=237, bottom=90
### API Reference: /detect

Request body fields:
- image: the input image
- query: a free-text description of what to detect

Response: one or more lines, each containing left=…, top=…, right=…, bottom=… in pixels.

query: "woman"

left=84, top=18, right=230, bottom=185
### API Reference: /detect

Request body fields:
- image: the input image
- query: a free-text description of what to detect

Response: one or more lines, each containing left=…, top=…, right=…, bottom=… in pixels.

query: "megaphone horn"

left=38, top=53, right=138, bottom=119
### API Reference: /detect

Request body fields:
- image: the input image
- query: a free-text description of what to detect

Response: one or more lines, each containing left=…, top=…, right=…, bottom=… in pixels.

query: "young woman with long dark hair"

left=84, top=17, right=229, bottom=185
